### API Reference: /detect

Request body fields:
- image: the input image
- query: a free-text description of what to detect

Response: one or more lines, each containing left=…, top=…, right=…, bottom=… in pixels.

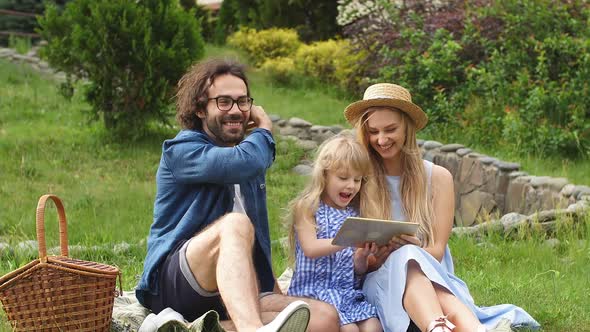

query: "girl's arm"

left=295, top=211, right=345, bottom=259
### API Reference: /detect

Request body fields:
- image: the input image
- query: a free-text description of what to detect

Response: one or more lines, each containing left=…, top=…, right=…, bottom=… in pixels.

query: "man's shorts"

left=143, top=239, right=229, bottom=321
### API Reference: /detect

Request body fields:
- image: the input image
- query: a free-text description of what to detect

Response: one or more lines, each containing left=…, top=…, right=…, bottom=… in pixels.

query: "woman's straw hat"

left=344, top=83, right=428, bottom=130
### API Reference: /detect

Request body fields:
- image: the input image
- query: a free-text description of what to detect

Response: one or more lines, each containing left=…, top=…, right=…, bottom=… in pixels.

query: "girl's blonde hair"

left=357, top=107, right=435, bottom=246
left=286, top=131, right=382, bottom=264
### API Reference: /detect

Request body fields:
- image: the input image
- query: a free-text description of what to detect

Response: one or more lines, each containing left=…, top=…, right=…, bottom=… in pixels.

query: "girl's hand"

left=353, top=242, right=377, bottom=275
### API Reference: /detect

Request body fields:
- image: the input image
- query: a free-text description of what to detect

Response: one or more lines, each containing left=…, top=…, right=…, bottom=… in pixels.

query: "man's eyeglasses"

left=208, top=96, right=253, bottom=112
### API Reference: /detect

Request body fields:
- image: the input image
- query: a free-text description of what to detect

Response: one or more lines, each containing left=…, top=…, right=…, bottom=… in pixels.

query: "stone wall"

left=0, top=45, right=65, bottom=81
left=272, top=116, right=590, bottom=229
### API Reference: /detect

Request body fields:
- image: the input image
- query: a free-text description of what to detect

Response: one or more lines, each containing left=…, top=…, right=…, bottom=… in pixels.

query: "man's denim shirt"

left=136, top=128, right=276, bottom=305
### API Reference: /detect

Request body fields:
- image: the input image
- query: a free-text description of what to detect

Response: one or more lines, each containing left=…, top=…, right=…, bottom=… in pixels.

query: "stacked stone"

left=0, top=45, right=65, bottom=81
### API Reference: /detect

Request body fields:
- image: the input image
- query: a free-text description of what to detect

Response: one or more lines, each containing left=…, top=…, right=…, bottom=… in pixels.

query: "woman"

left=343, top=83, right=540, bottom=332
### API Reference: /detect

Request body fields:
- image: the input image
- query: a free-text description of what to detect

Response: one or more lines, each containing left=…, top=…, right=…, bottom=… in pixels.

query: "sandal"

left=427, top=316, right=456, bottom=332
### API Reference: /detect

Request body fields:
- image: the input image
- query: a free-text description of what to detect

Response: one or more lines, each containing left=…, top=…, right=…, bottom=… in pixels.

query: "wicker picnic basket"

left=0, top=194, right=121, bottom=331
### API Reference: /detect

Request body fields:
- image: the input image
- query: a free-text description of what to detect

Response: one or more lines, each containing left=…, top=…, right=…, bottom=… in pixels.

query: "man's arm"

left=166, top=105, right=275, bottom=185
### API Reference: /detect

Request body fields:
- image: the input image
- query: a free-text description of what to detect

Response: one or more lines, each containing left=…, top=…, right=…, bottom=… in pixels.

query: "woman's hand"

left=365, top=234, right=421, bottom=272
left=353, top=242, right=378, bottom=275
left=388, top=234, right=421, bottom=250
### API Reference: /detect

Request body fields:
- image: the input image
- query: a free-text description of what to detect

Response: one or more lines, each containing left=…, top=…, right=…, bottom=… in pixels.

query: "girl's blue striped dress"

left=288, top=202, right=378, bottom=326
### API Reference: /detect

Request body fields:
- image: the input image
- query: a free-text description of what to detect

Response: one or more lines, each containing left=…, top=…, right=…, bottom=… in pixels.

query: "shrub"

left=342, top=0, right=590, bottom=157
left=38, top=0, right=204, bottom=135
left=294, top=39, right=367, bottom=91
left=214, top=0, right=339, bottom=43
left=260, top=57, right=296, bottom=84
left=227, top=27, right=301, bottom=66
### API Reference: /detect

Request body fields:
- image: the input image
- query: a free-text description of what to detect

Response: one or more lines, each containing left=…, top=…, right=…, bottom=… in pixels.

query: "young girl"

left=286, top=132, right=384, bottom=332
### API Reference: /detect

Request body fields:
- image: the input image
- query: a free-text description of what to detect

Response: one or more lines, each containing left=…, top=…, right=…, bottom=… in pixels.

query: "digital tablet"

left=331, top=216, right=419, bottom=247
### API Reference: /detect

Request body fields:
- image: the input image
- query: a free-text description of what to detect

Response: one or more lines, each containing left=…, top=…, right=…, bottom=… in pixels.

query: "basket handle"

left=36, top=194, right=69, bottom=261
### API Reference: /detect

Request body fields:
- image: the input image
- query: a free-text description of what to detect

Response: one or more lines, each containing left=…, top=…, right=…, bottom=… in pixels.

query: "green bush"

left=294, top=39, right=367, bottom=90
left=227, top=27, right=301, bottom=66
left=357, top=0, right=590, bottom=158
left=214, top=0, right=339, bottom=43
left=38, top=0, right=204, bottom=135
left=260, top=57, right=296, bottom=84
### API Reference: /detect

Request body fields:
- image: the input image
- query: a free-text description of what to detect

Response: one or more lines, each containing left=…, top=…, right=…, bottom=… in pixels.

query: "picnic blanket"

left=110, top=291, right=224, bottom=332
left=110, top=269, right=293, bottom=331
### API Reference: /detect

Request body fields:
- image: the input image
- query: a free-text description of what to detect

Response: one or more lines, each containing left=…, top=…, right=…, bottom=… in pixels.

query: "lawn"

left=0, top=54, right=588, bottom=331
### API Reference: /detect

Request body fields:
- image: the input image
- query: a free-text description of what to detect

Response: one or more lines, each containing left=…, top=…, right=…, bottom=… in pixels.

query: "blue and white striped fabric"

left=288, top=202, right=378, bottom=325
left=362, top=160, right=540, bottom=332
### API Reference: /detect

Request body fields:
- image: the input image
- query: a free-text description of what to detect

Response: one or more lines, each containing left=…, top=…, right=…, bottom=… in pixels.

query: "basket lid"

left=49, top=256, right=120, bottom=276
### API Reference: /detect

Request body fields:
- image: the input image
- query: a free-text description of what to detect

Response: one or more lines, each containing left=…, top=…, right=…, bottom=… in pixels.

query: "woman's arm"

left=423, top=164, right=455, bottom=261
left=369, top=165, right=455, bottom=267
left=295, top=211, right=345, bottom=259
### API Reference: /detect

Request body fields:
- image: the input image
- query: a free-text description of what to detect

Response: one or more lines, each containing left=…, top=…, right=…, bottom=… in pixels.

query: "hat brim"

left=344, top=98, right=428, bottom=130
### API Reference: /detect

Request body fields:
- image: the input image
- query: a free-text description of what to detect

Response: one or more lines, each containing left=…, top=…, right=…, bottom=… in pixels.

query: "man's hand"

left=248, top=105, right=272, bottom=132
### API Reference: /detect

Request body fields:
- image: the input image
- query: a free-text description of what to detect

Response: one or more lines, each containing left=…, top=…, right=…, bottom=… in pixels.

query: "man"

left=136, top=58, right=339, bottom=332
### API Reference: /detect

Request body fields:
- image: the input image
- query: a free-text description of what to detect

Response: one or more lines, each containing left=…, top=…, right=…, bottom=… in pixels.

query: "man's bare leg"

left=259, top=294, right=340, bottom=332
left=186, top=213, right=263, bottom=332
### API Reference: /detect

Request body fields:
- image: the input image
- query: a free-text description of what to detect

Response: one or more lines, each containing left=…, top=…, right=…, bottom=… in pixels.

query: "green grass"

left=1, top=50, right=589, bottom=331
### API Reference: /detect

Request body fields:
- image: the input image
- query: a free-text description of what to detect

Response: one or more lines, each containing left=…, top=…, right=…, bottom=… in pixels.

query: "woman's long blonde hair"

left=357, top=107, right=435, bottom=246
left=286, top=131, right=383, bottom=264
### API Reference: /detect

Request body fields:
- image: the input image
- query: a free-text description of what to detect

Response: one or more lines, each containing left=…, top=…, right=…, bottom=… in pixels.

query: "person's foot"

left=256, top=300, right=310, bottom=332
left=488, top=318, right=513, bottom=332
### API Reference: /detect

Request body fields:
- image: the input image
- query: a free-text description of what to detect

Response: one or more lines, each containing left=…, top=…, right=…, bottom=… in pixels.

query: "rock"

left=544, top=238, right=560, bottom=248
left=456, top=148, right=472, bottom=157
left=509, top=171, right=528, bottom=179
left=573, top=185, right=590, bottom=200
left=456, top=190, right=495, bottom=226
left=330, top=125, right=344, bottom=134
left=296, top=139, right=318, bottom=151
left=0, top=242, right=11, bottom=256
left=288, top=117, right=312, bottom=128
left=494, top=161, right=520, bottom=172
left=501, top=212, right=527, bottom=232
left=423, top=140, right=443, bottom=150
left=452, top=226, right=479, bottom=236
left=114, top=242, right=132, bottom=254
left=478, top=156, right=497, bottom=165
left=529, top=176, right=551, bottom=188
left=545, top=177, right=569, bottom=192
left=17, top=240, right=38, bottom=253
left=440, top=143, right=464, bottom=152
left=417, top=139, right=425, bottom=147
left=293, top=164, right=312, bottom=176
left=560, top=184, right=576, bottom=197
left=269, top=114, right=282, bottom=122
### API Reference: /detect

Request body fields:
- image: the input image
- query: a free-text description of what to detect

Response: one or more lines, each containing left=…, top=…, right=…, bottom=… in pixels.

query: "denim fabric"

left=136, top=128, right=276, bottom=305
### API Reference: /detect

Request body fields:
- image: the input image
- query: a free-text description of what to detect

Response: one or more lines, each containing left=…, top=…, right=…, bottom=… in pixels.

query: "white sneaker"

left=257, top=300, right=310, bottom=332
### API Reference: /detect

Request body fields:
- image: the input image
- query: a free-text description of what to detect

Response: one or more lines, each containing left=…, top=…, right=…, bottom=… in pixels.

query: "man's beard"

left=205, top=114, right=247, bottom=146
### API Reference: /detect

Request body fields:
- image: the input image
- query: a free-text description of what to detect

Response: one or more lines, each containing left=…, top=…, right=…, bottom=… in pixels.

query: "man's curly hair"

left=176, top=58, right=250, bottom=130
